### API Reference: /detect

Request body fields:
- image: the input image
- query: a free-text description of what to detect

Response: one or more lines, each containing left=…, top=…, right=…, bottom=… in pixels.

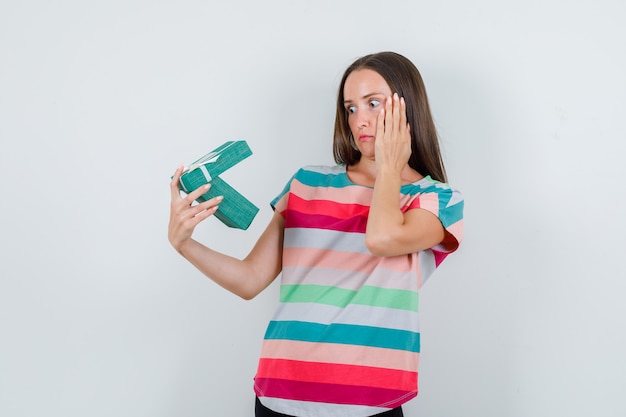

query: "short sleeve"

left=270, top=170, right=299, bottom=215
left=407, top=182, right=464, bottom=255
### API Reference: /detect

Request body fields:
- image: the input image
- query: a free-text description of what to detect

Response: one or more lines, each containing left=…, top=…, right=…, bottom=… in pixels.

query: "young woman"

left=168, top=51, right=464, bottom=417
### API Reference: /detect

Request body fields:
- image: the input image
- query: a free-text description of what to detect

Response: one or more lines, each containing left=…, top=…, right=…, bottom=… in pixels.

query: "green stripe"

left=353, top=286, right=418, bottom=311
left=280, top=284, right=418, bottom=311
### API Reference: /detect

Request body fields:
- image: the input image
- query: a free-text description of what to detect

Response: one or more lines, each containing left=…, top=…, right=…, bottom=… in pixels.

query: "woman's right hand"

left=168, top=165, right=223, bottom=252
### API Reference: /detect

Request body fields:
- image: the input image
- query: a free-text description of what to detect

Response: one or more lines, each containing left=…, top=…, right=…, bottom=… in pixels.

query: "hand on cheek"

left=375, top=93, right=412, bottom=173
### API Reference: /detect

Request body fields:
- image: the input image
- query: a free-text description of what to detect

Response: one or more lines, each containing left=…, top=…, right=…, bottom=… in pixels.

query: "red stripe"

left=284, top=210, right=367, bottom=232
left=254, top=377, right=416, bottom=408
left=256, top=358, right=416, bottom=392
left=288, top=193, right=369, bottom=219
left=432, top=249, right=448, bottom=266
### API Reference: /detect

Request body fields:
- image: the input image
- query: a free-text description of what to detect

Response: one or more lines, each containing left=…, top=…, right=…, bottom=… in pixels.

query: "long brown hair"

left=333, top=51, right=447, bottom=183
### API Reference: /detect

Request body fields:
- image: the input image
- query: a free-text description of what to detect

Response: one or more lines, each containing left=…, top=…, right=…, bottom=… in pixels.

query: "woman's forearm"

left=365, top=169, right=404, bottom=256
left=175, top=211, right=284, bottom=300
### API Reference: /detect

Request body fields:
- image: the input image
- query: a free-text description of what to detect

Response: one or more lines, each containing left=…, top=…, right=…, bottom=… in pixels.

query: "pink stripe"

left=446, top=220, right=464, bottom=245
left=408, top=192, right=440, bottom=217
left=375, top=252, right=420, bottom=275
left=259, top=340, right=419, bottom=372
left=291, top=179, right=373, bottom=206
left=283, top=247, right=374, bottom=273
left=254, top=378, right=416, bottom=408
left=273, top=193, right=288, bottom=214
left=283, top=246, right=415, bottom=273
left=281, top=265, right=418, bottom=291
left=292, top=179, right=419, bottom=211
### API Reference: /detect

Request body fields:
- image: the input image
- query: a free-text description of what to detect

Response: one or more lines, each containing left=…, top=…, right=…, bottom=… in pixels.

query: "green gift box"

left=178, top=140, right=259, bottom=230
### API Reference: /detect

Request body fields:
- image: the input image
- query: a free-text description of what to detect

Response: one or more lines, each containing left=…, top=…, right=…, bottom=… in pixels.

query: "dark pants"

left=255, top=397, right=404, bottom=417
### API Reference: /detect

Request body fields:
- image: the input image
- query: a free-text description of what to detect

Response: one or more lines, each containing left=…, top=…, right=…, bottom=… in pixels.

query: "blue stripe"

left=294, top=168, right=352, bottom=189
left=271, top=167, right=351, bottom=208
left=264, top=320, right=420, bottom=353
left=402, top=178, right=464, bottom=227
left=443, top=199, right=464, bottom=226
left=272, top=168, right=463, bottom=229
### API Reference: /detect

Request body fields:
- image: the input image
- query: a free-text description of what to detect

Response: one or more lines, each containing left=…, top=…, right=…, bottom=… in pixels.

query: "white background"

left=1, top=1, right=625, bottom=416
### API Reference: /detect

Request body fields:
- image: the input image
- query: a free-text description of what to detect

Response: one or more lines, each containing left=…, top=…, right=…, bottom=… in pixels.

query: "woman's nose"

left=357, top=113, right=370, bottom=128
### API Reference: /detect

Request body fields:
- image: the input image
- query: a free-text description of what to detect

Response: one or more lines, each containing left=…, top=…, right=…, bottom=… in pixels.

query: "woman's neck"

left=346, top=159, right=423, bottom=187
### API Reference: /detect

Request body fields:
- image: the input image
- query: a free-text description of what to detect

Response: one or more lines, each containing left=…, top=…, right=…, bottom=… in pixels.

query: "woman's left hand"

left=375, top=93, right=411, bottom=174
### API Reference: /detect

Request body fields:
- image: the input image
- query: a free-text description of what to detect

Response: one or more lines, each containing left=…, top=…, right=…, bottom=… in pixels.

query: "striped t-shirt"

left=254, top=165, right=464, bottom=417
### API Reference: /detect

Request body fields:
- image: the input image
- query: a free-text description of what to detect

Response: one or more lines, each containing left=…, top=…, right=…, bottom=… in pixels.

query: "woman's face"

left=343, top=68, right=393, bottom=158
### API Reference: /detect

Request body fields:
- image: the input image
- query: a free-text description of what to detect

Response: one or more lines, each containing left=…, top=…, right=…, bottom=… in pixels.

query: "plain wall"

left=1, top=1, right=625, bottom=416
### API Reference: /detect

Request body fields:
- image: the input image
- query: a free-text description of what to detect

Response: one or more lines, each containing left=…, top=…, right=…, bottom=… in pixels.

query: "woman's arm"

left=366, top=169, right=444, bottom=257
left=169, top=165, right=284, bottom=299
left=365, top=94, right=444, bottom=257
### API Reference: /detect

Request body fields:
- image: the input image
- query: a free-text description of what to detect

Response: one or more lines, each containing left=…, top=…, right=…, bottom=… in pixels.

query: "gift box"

left=178, top=140, right=259, bottom=230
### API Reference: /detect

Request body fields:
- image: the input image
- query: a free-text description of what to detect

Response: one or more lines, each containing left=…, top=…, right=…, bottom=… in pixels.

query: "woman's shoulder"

left=289, top=164, right=346, bottom=181
left=413, top=175, right=459, bottom=191
left=296, top=164, right=346, bottom=175
left=407, top=175, right=464, bottom=203
left=285, top=164, right=351, bottom=189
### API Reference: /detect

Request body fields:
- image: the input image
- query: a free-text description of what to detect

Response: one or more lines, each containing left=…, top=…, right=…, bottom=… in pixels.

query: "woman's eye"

left=369, top=100, right=380, bottom=108
left=346, top=105, right=356, bottom=114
